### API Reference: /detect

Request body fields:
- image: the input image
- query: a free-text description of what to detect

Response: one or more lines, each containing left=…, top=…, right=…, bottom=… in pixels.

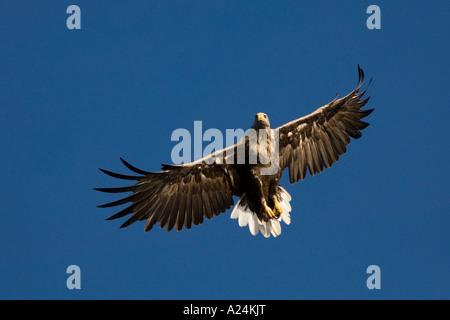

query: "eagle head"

left=252, top=112, right=270, bottom=130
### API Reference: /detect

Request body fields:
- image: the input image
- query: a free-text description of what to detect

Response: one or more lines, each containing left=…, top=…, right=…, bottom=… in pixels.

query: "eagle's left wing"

left=276, top=65, right=374, bottom=183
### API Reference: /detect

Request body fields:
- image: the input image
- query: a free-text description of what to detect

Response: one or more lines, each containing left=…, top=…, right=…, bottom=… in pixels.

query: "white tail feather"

left=230, top=187, right=293, bottom=238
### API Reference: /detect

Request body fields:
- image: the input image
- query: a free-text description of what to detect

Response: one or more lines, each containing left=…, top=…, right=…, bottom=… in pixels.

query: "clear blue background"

left=1, top=1, right=448, bottom=299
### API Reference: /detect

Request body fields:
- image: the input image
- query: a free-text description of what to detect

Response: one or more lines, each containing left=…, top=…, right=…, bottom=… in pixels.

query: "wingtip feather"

left=120, top=157, right=152, bottom=175
left=99, top=168, right=141, bottom=181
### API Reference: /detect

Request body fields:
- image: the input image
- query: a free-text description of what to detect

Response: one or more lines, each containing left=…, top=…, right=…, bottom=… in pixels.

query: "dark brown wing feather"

left=96, top=157, right=238, bottom=232
left=277, top=65, right=374, bottom=183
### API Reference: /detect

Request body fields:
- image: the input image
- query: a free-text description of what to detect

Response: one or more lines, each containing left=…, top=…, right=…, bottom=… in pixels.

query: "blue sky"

left=1, top=1, right=449, bottom=299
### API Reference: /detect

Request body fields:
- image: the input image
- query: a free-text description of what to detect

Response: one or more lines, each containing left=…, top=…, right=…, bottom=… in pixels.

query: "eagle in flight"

left=96, top=66, right=373, bottom=237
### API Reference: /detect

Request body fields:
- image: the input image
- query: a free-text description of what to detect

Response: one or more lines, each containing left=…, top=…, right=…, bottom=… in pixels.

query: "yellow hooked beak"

left=257, top=113, right=265, bottom=121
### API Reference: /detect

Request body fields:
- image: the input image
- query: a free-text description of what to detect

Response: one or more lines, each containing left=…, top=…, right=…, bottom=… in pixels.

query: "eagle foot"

left=273, top=199, right=283, bottom=219
left=264, top=200, right=282, bottom=220
left=264, top=204, right=275, bottom=220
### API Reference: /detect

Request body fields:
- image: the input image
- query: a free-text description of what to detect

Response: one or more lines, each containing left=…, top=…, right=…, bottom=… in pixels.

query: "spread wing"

left=277, top=65, right=374, bottom=183
left=95, top=153, right=239, bottom=232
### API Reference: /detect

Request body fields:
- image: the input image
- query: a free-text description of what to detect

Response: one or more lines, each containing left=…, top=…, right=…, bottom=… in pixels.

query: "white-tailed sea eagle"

left=96, top=65, right=374, bottom=237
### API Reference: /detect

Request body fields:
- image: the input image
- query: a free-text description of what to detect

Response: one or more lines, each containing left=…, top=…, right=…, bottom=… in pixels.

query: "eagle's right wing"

left=95, top=153, right=240, bottom=232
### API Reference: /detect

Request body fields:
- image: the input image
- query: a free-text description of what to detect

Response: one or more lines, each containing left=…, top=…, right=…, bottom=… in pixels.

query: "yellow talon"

left=264, top=199, right=283, bottom=220
left=264, top=204, right=276, bottom=219
left=273, top=199, right=283, bottom=218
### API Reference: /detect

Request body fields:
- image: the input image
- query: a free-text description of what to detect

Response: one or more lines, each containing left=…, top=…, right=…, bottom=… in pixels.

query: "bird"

left=95, top=65, right=374, bottom=238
